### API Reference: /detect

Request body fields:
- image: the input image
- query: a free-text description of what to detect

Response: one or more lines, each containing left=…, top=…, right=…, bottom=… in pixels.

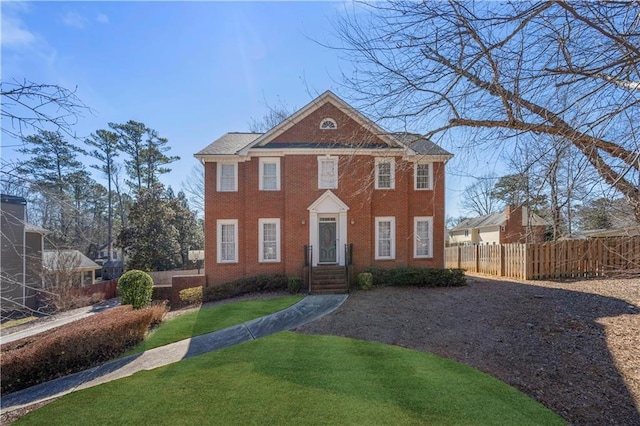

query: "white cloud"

left=96, top=13, right=109, bottom=24
left=1, top=14, right=36, bottom=49
left=61, top=11, right=87, bottom=29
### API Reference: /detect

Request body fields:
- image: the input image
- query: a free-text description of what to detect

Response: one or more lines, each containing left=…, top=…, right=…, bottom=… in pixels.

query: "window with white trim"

left=217, top=163, right=237, bottom=192
left=259, top=218, right=281, bottom=262
left=318, top=157, right=338, bottom=189
left=259, top=158, right=280, bottom=191
left=217, top=219, right=238, bottom=263
left=414, top=163, right=432, bottom=190
left=414, top=217, right=433, bottom=258
left=320, top=118, right=337, bottom=129
left=375, top=217, right=396, bottom=259
left=375, top=158, right=395, bottom=189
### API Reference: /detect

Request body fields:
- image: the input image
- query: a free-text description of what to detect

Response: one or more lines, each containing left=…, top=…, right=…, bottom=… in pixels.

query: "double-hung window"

left=259, top=158, right=280, bottom=191
left=217, top=163, right=237, bottom=192
left=259, top=218, right=281, bottom=262
left=318, top=157, right=338, bottom=189
left=375, top=217, right=395, bottom=259
left=414, top=163, right=432, bottom=190
left=414, top=217, right=433, bottom=258
left=217, top=219, right=238, bottom=263
left=375, top=158, right=395, bottom=189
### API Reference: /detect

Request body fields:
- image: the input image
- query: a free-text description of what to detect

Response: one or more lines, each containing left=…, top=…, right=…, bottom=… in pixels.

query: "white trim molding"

left=258, top=218, right=281, bottom=262
left=414, top=217, right=433, bottom=258
left=317, top=156, right=339, bottom=189
left=308, top=190, right=349, bottom=266
left=375, top=216, right=396, bottom=260
left=259, top=157, right=281, bottom=191
left=414, top=162, right=433, bottom=190
left=217, top=163, right=238, bottom=192
left=217, top=219, right=238, bottom=263
left=375, top=157, right=395, bottom=190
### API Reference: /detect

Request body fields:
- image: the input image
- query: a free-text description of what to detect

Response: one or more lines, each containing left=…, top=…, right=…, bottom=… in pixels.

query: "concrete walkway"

left=1, top=294, right=348, bottom=414
left=0, top=298, right=121, bottom=345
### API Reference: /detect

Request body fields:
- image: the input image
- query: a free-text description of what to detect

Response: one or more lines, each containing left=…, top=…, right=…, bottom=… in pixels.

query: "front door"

left=319, top=221, right=337, bottom=263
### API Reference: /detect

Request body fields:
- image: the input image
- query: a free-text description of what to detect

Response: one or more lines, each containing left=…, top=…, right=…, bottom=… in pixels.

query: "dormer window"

left=320, top=118, right=337, bottom=129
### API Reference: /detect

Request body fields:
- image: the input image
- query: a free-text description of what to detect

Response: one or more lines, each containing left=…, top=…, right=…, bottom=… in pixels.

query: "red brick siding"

left=204, top=154, right=446, bottom=286
left=203, top=102, right=447, bottom=286
left=500, top=206, right=547, bottom=244
left=273, top=103, right=387, bottom=146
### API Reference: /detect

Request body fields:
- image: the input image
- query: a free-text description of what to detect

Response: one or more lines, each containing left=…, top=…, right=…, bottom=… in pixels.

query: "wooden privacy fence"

left=445, top=236, right=640, bottom=280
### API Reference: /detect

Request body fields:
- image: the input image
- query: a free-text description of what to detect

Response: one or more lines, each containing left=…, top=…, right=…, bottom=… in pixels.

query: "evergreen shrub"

left=358, top=272, right=373, bottom=290
left=367, top=267, right=466, bottom=288
left=118, top=270, right=153, bottom=309
left=203, top=274, right=288, bottom=302
left=288, top=277, right=302, bottom=294
left=179, top=287, right=203, bottom=306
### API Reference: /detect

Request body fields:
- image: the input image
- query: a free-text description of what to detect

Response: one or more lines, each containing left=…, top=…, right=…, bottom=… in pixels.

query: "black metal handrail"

left=344, top=243, right=353, bottom=286
left=304, top=245, right=313, bottom=293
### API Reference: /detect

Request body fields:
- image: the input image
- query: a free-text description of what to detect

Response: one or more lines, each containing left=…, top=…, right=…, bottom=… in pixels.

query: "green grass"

left=126, top=296, right=303, bottom=354
left=19, top=332, right=563, bottom=425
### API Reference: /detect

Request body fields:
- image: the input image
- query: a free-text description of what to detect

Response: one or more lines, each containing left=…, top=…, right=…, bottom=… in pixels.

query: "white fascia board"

left=249, top=148, right=406, bottom=156
left=403, top=154, right=453, bottom=163
left=194, top=154, right=250, bottom=163
left=238, top=91, right=403, bottom=155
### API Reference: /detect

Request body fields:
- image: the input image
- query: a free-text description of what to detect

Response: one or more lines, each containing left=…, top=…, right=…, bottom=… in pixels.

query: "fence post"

left=475, top=244, right=479, bottom=273
left=500, top=244, right=505, bottom=277
left=524, top=243, right=531, bottom=280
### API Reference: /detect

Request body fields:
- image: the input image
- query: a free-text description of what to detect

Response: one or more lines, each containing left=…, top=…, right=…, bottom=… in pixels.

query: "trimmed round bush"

left=118, top=270, right=153, bottom=309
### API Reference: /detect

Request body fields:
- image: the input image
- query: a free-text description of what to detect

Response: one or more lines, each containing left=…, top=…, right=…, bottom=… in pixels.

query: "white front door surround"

left=308, top=190, right=349, bottom=267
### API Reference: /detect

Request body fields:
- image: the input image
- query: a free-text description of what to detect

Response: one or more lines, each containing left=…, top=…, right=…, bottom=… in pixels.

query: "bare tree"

left=181, top=164, right=204, bottom=217
left=249, top=100, right=293, bottom=133
left=335, top=1, right=640, bottom=221
left=460, top=174, right=499, bottom=216
left=1, top=79, right=89, bottom=140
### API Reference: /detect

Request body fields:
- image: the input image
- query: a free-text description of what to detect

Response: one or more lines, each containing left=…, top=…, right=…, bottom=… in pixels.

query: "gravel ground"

left=296, top=275, right=640, bottom=425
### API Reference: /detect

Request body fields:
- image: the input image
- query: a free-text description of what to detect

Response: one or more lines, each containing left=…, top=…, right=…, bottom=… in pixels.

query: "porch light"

left=350, top=219, right=355, bottom=225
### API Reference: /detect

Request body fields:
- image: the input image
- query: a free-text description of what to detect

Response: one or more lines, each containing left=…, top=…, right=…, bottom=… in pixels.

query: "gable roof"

left=23, top=221, right=49, bottom=234
left=241, top=91, right=402, bottom=154
left=195, top=132, right=261, bottom=156
left=43, top=250, right=101, bottom=271
left=194, top=91, right=453, bottom=161
left=451, top=212, right=506, bottom=231
left=393, top=133, right=452, bottom=156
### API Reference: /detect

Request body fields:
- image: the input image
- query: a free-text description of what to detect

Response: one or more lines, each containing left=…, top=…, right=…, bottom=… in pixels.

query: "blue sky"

left=1, top=1, right=474, bottom=218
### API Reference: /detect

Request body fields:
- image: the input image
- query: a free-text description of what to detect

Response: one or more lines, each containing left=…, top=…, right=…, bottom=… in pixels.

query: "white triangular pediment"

left=238, top=91, right=404, bottom=155
left=307, top=190, right=349, bottom=213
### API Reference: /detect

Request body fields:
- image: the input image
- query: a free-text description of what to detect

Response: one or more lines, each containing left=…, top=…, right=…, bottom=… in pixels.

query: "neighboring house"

left=43, top=250, right=102, bottom=287
left=448, top=205, right=548, bottom=246
left=195, top=91, right=453, bottom=291
left=93, top=241, right=124, bottom=280
left=95, top=241, right=123, bottom=261
left=0, top=194, right=47, bottom=311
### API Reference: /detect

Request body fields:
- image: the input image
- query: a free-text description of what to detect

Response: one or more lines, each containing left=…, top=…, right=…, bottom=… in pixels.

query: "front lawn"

left=126, top=296, right=303, bottom=354
left=19, top=332, right=563, bottom=425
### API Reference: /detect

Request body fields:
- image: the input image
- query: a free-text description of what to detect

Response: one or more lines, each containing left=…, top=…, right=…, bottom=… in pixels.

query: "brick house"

left=448, top=205, right=548, bottom=246
left=195, top=91, right=453, bottom=292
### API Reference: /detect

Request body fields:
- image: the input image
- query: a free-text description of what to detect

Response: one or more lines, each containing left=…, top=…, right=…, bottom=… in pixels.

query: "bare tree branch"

left=1, top=79, right=91, bottom=141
